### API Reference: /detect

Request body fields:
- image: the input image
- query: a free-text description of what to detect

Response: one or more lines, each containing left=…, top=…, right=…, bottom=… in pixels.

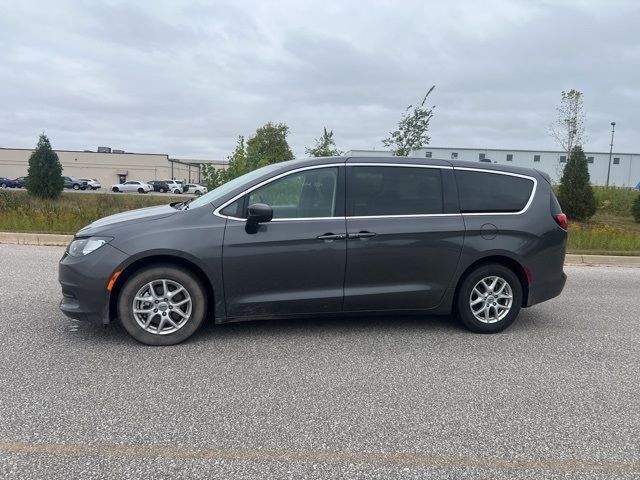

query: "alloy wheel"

left=132, top=279, right=193, bottom=335
left=469, top=275, right=513, bottom=324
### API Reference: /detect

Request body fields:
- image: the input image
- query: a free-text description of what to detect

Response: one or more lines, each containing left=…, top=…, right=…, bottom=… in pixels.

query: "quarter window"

left=247, top=167, right=338, bottom=219
left=456, top=170, right=534, bottom=213
left=349, top=166, right=443, bottom=216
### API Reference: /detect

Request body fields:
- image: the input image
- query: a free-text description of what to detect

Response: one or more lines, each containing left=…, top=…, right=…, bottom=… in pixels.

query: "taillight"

left=554, top=213, right=568, bottom=230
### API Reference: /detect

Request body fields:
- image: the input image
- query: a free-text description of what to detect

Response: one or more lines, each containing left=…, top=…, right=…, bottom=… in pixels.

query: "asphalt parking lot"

left=0, top=186, right=196, bottom=197
left=0, top=244, right=638, bottom=479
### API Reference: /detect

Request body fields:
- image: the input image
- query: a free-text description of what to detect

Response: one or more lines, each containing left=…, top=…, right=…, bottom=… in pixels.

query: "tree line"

left=20, top=87, right=640, bottom=224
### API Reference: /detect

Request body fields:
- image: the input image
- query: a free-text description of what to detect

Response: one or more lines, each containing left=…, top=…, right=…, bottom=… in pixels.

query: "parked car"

left=59, top=156, right=568, bottom=346
left=14, top=176, right=28, bottom=188
left=147, top=180, right=170, bottom=193
left=183, top=183, right=208, bottom=195
left=80, top=178, right=101, bottom=190
left=111, top=181, right=153, bottom=193
left=163, top=180, right=183, bottom=194
left=0, top=177, right=20, bottom=188
left=63, top=176, right=88, bottom=190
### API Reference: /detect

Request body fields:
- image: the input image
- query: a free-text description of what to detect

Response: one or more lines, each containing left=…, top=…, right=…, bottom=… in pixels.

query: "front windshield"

left=188, top=163, right=283, bottom=209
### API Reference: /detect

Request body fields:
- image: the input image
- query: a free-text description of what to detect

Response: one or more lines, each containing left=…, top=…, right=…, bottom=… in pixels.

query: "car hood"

left=77, top=204, right=177, bottom=237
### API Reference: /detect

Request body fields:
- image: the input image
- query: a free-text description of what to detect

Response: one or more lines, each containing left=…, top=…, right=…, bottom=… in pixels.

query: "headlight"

left=67, top=237, right=112, bottom=257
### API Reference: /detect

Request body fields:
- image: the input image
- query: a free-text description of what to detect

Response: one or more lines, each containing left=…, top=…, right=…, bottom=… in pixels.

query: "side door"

left=343, top=164, right=464, bottom=312
left=123, top=181, right=138, bottom=192
left=222, top=165, right=348, bottom=318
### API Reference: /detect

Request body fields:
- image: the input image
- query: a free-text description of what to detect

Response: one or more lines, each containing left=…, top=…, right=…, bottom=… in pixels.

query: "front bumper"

left=58, top=243, right=129, bottom=324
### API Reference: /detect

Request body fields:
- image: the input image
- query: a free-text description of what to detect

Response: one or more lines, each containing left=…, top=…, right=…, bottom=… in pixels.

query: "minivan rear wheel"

left=455, top=264, right=522, bottom=333
left=117, top=265, right=207, bottom=345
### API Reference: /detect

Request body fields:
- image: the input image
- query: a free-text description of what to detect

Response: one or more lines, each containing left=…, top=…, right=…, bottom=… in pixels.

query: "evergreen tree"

left=632, top=193, right=640, bottom=223
left=27, top=133, right=63, bottom=199
left=557, top=145, right=597, bottom=220
left=305, top=127, right=342, bottom=157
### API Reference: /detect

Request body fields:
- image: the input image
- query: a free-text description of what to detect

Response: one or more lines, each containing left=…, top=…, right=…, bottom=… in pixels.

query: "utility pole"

left=606, top=122, right=616, bottom=186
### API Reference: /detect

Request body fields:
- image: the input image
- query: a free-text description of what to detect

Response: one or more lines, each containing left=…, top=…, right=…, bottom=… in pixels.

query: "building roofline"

left=0, top=146, right=227, bottom=164
left=347, top=147, right=639, bottom=156
left=415, top=146, right=639, bottom=156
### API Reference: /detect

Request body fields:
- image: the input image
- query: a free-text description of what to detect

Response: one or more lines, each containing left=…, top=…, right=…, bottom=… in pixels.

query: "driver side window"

left=247, top=167, right=338, bottom=219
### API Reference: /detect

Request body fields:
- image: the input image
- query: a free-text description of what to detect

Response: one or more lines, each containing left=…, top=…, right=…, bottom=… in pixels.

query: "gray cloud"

left=0, top=0, right=638, bottom=159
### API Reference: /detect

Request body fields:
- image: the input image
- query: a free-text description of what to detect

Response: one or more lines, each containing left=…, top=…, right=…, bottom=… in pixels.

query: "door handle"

left=348, top=231, right=377, bottom=239
left=317, top=233, right=347, bottom=240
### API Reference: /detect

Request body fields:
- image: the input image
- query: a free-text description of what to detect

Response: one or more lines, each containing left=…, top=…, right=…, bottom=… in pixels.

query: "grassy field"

left=0, top=190, right=184, bottom=234
left=567, top=187, right=640, bottom=255
left=1, top=186, right=639, bottom=255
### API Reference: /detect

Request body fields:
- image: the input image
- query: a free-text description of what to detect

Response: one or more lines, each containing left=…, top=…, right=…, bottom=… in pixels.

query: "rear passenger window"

left=455, top=171, right=534, bottom=213
left=349, top=166, right=443, bottom=216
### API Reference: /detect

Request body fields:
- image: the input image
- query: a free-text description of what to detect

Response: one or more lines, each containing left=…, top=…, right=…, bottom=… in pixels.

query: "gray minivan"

left=59, top=156, right=567, bottom=345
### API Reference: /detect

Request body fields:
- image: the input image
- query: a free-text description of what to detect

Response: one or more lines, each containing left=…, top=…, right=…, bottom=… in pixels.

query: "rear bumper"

left=526, top=271, right=567, bottom=307
left=58, top=243, right=128, bottom=324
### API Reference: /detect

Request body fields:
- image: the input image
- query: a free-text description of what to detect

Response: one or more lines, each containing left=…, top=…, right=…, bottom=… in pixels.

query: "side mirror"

left=247, top=203, right=273, bottom=224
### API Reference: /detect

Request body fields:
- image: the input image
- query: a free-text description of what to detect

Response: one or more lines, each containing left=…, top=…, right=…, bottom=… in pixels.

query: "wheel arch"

left=109, top=254, right=215, bottom=323
left=454, top=255, right=529, bottom=308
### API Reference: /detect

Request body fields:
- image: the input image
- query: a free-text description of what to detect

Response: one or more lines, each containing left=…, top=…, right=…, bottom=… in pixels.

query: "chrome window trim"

left=214, top=162, right=538, bottom=221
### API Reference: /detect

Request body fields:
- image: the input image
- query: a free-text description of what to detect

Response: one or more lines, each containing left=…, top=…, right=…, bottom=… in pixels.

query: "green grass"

left=0, top=190, right=184, bottom=234
left=1, top=186, right=639, bottom=255
left=592, top=186, right=638, bottom=217
left=568, top=212, right=640, bottom=254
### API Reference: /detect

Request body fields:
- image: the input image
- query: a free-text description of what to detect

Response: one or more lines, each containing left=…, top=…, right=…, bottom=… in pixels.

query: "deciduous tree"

left=383, top=86, right=435, bottom=156
left=305, top=127, right=342, bottom=157
left=550, top=89, right=586, bottom=159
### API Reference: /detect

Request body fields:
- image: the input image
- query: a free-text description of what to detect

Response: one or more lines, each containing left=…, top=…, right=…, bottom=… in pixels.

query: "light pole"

left=606, top=122, right=616, bottom=187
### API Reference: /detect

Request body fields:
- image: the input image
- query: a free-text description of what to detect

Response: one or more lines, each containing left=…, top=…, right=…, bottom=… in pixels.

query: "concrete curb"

left=565, top=254, right=640, bottom=267
left=0, top=232, right=639, bottom=267
left=0, top=232, right=72, bottom=246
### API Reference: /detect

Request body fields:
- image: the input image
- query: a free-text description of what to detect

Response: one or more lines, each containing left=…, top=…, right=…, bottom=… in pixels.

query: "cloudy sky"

left=0, top=0, right=638, bottom=159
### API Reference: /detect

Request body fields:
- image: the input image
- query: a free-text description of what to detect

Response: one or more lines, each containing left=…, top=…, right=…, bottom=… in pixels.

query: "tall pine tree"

left=557, top=145, right=597, bottom=220
left=27, top=133, right=64, bottom=199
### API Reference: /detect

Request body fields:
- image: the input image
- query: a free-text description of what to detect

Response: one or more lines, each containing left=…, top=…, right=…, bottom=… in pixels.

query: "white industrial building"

left=346, top=147, right=640, bottom=187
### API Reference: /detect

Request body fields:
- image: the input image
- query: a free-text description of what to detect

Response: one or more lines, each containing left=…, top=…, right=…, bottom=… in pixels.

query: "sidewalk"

left=0, top=232, right=639, bottom=266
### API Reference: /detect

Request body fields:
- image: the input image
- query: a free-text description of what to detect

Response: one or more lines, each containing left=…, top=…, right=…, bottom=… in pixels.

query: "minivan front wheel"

left=118, top=265, right=207, bottom=345
left=456, top=264, right=522, bottom=333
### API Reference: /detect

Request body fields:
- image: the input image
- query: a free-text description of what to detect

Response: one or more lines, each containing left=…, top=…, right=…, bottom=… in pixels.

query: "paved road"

left=0, top=244, right=638, bottom=479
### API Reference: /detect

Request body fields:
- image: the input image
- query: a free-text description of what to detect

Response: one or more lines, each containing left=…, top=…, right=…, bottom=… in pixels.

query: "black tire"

left=117, top=265, right=208, bottom=346
left=73, top=184, right=80, bottom=190
left=112, top=187, right=119, bottom=192
left=174, top=189, right=182, bottom=194
left=455, top=263, right=522, bottom=333
left=137, top=188, right=144, bottom=193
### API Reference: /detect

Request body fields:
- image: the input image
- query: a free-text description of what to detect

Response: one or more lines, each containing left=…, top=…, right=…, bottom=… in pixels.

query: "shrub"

left=557, top=145, right=597, bottom=221
left=27, top=134, right=64, bottom=199
left=632, top=193, right=640, bottom=223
